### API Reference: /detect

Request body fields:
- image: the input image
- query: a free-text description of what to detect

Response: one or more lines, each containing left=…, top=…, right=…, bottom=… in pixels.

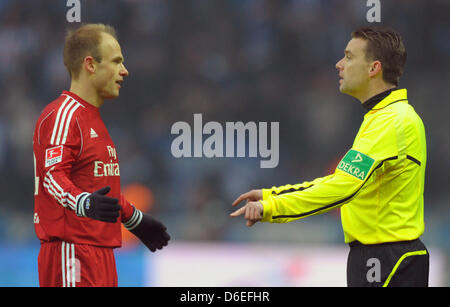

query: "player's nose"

left=120, top=64, right=129, bottom=77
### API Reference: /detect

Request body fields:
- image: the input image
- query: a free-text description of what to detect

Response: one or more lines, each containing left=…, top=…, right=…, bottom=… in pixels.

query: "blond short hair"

left=63, top=23, right=117, bottom=79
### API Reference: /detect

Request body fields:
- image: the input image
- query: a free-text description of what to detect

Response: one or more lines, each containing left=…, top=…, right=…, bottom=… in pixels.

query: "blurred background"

left=0, top=0, right=448, bottom=286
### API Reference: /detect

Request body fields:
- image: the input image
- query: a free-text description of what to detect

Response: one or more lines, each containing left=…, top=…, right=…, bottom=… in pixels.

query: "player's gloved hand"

left=76, top=186, right=121, bottom=223
left=124, top=208, right=170, bottom=252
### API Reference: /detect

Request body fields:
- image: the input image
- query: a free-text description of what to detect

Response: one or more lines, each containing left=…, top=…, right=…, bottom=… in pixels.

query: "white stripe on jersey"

left=71, top=243, right=76, bottom=287
left=50, top=96, right=71, bottom=145
left=66, top=242, right=71, bottom=287
left=54, top=99, right=77, bottom=145
left=45, top=95, right=86, bottom=212
left=61, top=103, right=82, bottom=145
left=44, top=169, right=77, bottom=210
left=61, top=242, right=66, bottom=287
left=61, top=242, right=77, bottom=287
left=43, top=178, right=66, bottom=207
left=51, top=96, right=84, bottom=146
left=45, top=172, right=76, bottom=207
left=43, top=177, right=76, bottom=210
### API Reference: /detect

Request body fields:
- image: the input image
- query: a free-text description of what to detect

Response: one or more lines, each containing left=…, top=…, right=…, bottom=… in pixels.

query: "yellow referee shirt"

left=260, top=89, right=426, bottom=244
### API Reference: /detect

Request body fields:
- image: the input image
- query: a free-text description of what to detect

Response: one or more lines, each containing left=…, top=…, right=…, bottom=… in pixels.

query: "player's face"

left=92, top=33, right=129, bottom=99
left=336, top=38, right=372, bottom=98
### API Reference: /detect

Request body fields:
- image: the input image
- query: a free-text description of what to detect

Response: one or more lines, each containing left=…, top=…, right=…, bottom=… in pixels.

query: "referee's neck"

left=357, top=83, right=397, bottom=104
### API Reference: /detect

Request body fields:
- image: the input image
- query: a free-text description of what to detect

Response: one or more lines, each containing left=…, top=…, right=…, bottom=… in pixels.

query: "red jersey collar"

left=62, top=91, right=100, bottom=110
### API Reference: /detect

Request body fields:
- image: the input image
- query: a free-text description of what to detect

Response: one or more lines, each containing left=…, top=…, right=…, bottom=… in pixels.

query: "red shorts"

left=38, top=241, right=118, bottom=287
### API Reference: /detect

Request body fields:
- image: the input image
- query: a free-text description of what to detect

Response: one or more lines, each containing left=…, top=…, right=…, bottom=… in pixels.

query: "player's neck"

left=69, top=80, right=104, bottom=108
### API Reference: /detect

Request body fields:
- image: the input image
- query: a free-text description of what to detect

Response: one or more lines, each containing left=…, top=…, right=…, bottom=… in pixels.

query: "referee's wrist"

left=259, top=198, right=273, bottom=222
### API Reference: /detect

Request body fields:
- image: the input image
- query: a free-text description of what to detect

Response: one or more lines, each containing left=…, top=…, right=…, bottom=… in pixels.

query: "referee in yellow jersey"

left=230, top=26, right=429, bottom=287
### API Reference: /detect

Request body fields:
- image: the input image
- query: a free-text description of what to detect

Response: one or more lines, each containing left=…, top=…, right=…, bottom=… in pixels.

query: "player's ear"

left=369, top=60, right=382, bottom=77
left=83, top=56, right=96, bottom=74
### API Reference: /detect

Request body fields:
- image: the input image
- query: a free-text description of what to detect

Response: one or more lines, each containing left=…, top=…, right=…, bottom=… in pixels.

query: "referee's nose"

left=336, top=58, right=344, bottom=72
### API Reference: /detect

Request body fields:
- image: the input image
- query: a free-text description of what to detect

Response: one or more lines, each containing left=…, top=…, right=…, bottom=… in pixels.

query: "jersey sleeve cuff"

left=123, top=207, right=143, bottom=231
left=262, top=188, right=273, bottom=201
left=75, top=192, right=90, bottom=216
left=260, top=197, right=274, bottom=222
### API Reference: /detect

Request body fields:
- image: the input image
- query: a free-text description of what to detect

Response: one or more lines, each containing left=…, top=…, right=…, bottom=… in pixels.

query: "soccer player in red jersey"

left=32, top=24, right=170, bottom=287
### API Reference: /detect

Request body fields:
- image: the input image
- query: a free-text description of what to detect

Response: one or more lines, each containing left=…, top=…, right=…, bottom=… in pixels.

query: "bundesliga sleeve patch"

left=45, top=145, right=63, bottom=168
left=337, top=149, right=375, bottom=180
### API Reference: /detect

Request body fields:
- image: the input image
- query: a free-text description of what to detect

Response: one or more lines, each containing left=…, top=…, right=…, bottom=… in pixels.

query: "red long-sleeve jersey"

left=33, top=91, right=135, bottom=247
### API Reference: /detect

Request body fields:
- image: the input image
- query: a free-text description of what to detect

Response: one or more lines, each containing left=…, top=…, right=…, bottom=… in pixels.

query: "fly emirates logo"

left=94, top=146, right=120, bottom=177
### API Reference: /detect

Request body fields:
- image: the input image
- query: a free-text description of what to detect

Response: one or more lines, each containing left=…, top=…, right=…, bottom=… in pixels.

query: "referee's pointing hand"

left=230, top=201, right=264, bottom=227
left=231, top=189, right=263, bottom=207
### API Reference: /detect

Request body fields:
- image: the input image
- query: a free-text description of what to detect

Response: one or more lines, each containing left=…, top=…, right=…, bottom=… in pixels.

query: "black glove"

left=124, top=208, right=170, bottom=252
left=76, top=186, right=121, bottom=223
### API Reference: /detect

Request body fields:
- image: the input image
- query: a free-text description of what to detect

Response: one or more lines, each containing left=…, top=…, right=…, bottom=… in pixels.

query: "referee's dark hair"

left=352, top=26, right=407, bottom=87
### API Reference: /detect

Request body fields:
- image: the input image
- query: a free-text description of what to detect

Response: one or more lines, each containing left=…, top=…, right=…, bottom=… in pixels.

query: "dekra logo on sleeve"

left=337, top=149, right=375, bottom=180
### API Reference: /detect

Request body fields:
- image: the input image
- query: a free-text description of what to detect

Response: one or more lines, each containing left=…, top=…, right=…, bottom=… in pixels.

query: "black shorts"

left=347, top=238, right=429, bottom=287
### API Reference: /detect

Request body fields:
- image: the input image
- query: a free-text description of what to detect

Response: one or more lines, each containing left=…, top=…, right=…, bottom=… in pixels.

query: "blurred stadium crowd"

left=0, top=0, right=448, bottom=258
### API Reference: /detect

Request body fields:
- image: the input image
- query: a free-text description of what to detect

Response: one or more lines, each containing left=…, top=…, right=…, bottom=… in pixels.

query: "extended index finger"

left=229, top=206, right=246, bottom=217
left=231, top=192, right=251, bottom=207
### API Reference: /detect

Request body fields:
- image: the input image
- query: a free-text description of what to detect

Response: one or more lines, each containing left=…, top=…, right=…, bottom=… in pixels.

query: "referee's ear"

left=369, top=60, right=382, bottom=78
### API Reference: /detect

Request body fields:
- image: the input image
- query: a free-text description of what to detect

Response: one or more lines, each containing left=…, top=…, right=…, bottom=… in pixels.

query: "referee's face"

left=336, top=38, right=372, bottom=100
